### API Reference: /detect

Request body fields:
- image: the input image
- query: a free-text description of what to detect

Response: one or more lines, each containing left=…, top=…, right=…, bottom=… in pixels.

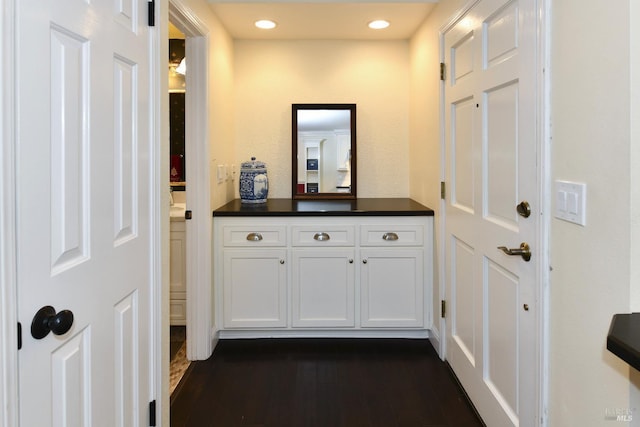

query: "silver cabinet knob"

left=382, top=232, right=399, bottom=241
left=246, top=232, right=263, bottom=241
left=313, top=232, right=330, bottom=241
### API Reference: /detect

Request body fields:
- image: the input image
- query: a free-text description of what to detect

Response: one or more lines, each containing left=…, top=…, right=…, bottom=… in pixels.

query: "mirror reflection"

left=292, top=104, right=356, bottom=199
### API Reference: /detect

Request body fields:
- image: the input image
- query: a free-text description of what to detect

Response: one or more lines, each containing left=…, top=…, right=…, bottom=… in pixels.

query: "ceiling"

left=207, top=2, right=438, bottom=40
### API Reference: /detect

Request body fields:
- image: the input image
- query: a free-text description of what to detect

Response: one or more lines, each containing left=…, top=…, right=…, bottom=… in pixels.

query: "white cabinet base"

left=170, top=220, right=187, bottom=325
left=213, top=216, right=433, bottom=337
left=218, top=329, right=431, bottom=339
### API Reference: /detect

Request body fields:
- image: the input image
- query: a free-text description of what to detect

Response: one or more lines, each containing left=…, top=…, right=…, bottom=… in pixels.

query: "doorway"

left=168, top=0, right=213, bottom=364
left=168, top=21, right=189, bottom=394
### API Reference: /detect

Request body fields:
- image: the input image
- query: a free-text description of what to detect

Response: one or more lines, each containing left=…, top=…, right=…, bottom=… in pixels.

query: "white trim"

left=169, top=1, right=207, bottom=37
left=149, top=0, right=164, bottom=424
left=537, top=0, right=551, bottom=424
left=1, top=0, right=19, bottom=425
left=438, top=0, right=549, bottom=424
left=438, top=0, right=481, bottom=34
left=169, top=0, right=213, bottom=361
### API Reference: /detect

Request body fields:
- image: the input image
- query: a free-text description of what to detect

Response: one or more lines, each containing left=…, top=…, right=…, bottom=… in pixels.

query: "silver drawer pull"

left=382, top=232, right=399, bottom=241
left=246, top=232, right=263, bottom=241
left=313, top=232, right=331, bottom=241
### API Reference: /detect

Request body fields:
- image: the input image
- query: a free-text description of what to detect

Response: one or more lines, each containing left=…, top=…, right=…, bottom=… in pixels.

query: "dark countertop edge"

left=213, top=198, right=435, bottom=217
left=607, top=313, right=640, bottom=371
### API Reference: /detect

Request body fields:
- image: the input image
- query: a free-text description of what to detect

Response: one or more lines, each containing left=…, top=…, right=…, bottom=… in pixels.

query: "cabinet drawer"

left=223, top=226, right=287, bottom=247
left=360, top=225, right=424, bottom=246
left=292, top=225, right=355, bottom=247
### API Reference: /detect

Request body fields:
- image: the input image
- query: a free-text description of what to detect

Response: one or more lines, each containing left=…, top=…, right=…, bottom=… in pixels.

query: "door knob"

left=497, top=242, right=532, bottom=262
left=31, top=305, right=74, bottom=339
left=517, top=201, right=531, bottom=218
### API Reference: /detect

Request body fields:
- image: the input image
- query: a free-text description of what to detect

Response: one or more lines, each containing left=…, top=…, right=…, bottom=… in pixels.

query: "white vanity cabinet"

left=213, top=205, right=433, bottom=338
left=169, top=220, right=187, bottom=325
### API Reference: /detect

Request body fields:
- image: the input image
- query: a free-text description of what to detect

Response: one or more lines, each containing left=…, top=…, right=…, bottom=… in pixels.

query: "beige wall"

left=549, top=0, right=632, bottom=424
left=192, top=4, right=236, bottom=210
left=233, top=40, right=410, bottom=198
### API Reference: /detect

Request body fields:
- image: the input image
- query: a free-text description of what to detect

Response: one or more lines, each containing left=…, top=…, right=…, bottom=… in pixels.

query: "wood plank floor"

left=171, top=338, right=485, bottom=427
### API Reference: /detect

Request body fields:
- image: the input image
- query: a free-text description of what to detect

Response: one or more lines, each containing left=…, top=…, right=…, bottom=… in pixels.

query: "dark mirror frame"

left=292, top=103, right=357, bottom=200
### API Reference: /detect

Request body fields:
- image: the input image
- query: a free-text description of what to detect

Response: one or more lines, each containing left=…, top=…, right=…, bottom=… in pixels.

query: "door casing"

left=1, top=0, right=19, bottom=425
left=169, top=0, right=214, bottom=362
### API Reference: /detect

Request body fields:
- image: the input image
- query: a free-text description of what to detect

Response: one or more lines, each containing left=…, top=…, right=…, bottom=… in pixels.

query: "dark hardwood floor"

left=171, top=338, right=484, bottom=427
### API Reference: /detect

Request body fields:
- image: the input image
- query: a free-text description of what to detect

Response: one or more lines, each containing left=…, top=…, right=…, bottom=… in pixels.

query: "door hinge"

left=440, top=181, right=446, bottom=199
left=17, top=322, right=22, bottom=350
left=441, top=300, right=446, bottom=318
left=149, top=400, right=156, bottom=426
left=148, top=0, right=155, bottom=27
left=185, top=210, right=192, bottom=220
left=440, top=62, right=446, bottom=81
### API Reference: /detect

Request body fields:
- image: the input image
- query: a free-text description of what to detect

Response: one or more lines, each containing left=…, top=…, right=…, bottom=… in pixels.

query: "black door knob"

left=31, top=305, right=74, bottom=339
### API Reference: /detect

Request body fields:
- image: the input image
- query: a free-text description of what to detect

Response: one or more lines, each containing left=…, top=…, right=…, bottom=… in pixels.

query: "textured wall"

left=233, top=39, right=411, bottom=198
left=549, top=0, right=632, bottom=424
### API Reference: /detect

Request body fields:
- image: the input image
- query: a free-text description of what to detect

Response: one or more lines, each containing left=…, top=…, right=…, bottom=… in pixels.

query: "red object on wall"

left=297, top=183, right=305, bottom=194
left=170, top=155, right=183, bottom=182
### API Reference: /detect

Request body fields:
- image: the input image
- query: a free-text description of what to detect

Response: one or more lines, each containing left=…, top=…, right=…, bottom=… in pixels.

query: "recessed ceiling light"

left=255, top=20, right=277, bottom=30
left=368, top=20, right=390, bottom=30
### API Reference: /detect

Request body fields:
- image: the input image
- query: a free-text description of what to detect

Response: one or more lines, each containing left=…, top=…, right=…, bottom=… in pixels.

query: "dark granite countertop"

left=607, top=313, right=640, bottom=370
left=213, top=198, right=434, bottom=217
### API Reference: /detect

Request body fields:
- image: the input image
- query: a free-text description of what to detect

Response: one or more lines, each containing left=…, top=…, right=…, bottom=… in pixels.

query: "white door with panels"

left=16, top=0, right=156, bottom=425
left=443, top=0, right=539, bottom=425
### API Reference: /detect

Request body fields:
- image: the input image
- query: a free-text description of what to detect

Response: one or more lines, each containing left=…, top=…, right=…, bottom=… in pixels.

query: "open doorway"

left=168, top=0, right=213, bottom=395
left=168, top=21, right=189, bottom=394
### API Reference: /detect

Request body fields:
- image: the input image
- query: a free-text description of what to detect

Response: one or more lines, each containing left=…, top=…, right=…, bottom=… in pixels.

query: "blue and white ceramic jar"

left=239, top=157, right=268, bottom=203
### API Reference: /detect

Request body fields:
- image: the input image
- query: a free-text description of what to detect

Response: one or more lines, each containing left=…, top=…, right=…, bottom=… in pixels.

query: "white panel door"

left=444, top=0, right=538, bottom=425
left=16, top=0, right=155, bottom=425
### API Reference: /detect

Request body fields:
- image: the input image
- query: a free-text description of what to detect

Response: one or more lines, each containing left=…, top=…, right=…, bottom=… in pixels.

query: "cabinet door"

left=292, top=249, right=355, bottom=327
left=223, top=249, right=287, bottom=328
left=360, top=248, right=424, bottom=328
left=170, top=225, right=187, bottom=295
left=170, top=224, right=187, bottom=325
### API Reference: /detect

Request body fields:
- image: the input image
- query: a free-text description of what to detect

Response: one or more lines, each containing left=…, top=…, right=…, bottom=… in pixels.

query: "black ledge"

left=213, top=198, right=434, bottom=217
left=607, top=313, right=640, bottom=371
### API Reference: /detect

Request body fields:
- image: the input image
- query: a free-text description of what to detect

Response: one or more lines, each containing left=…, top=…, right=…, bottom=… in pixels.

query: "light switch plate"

left=555, top=180, right=586, bottom=226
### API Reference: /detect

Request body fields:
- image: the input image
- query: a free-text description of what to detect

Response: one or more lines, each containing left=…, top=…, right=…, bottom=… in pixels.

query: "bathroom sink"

left=170, top=203, right=186, bottom=219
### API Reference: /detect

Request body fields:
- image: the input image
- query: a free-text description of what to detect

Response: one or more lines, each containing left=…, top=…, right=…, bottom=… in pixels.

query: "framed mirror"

left=292, top=104, right=356, bottom=200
